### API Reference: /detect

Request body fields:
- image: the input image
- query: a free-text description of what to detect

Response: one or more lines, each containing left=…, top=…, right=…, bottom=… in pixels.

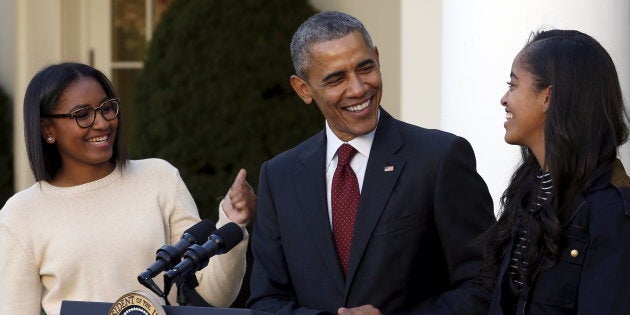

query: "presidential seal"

left=108, top=291, right=166, bottom=315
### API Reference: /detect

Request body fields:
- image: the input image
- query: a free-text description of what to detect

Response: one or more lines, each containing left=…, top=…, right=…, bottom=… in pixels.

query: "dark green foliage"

left=132, top=0, right=321, bottom=221
left=0, top=85, right=13, bottom=207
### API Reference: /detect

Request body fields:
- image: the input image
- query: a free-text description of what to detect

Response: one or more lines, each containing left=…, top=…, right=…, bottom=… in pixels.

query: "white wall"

left=400, top=0, right=442, bottom=129
left=14, top=0, right=64, bottom=189
left=0, top=1, right=16, bottom=98
left=442, top=0, right=630, bottom=213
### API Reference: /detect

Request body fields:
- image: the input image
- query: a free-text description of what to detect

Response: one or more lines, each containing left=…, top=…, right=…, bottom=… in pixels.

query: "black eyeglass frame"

left=43, top=98, right=120, bottom=128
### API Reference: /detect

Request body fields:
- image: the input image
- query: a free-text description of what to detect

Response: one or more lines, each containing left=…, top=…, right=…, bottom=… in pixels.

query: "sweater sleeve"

left=0, top=222, right=42, bottom=315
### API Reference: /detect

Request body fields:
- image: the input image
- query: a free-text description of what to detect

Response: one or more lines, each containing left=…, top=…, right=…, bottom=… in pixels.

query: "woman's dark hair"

left=485, top=30, right=628, bottom=289
left=23, top=62, right=129, bottom=181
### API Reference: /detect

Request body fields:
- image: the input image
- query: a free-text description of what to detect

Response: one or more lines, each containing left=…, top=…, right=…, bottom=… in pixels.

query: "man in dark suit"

left=247, top=11, right=496, bottom=315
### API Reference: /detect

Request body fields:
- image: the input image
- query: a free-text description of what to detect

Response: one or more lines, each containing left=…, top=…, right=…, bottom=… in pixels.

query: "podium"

left=61, top=300, right=271, bottom=315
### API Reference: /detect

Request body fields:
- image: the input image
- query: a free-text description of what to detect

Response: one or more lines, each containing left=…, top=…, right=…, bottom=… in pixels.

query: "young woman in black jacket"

left=486, top=29, right=630, bottom=314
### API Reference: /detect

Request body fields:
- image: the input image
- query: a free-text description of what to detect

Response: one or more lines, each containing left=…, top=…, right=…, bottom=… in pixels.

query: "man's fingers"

left=232, top=169, right=247, bottom=187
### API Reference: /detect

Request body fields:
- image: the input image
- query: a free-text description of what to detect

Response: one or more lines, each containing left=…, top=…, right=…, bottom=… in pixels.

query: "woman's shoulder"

left=125, top=158, right=180, bottom=177
left=0, top=183, right=45, bottom=223
left=579, top=160, right=630, bottom=214
left=579, top=184, right=630, bottom=235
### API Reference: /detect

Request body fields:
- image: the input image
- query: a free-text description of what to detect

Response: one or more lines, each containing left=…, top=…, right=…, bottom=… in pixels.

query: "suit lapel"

left=345, top=111, right=405, bottom=293
left=293, top=131, right=346, bottom=292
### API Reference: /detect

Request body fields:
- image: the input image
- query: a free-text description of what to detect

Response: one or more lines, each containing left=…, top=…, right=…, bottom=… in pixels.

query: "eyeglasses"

left=44, top=98, right=120, bottom=128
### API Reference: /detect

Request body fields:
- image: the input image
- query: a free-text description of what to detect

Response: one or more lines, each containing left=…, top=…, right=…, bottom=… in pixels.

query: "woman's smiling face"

left=42, top=76, right=118, bottom=176
left=500, top=53, right=550, bottom=158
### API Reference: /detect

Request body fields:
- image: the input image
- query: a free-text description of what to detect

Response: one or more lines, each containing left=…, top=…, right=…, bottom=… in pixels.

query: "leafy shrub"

left=132, top=0, right=322, bottom=221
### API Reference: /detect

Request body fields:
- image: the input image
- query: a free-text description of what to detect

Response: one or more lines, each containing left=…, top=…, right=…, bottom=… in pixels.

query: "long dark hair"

left=23, top=62, right=129, bottom=181
left=486, top=30, right=628, bottom=286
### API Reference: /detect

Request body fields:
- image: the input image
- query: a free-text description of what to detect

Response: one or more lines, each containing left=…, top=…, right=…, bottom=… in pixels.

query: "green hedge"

left=0, top=85, right=12, bottom=207
left=132, top=0, right=322, bottom=221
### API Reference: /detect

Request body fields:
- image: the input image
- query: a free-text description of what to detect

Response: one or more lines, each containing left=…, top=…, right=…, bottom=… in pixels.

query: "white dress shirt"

left=324, top=113, right=378, bottom=226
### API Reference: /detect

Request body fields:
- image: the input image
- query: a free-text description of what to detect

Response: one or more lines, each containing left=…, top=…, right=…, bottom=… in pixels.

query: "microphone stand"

left=137, top=275, right=166, bottom=300
left=163, top=268, right=200, bottom=306
left=175, top=272, right=200, bottom=306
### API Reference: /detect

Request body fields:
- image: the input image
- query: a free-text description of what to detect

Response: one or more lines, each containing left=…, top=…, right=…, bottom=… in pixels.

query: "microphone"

left=138, top=219, right=215, bottom=295
left=164, top=222, right=243, bottom=282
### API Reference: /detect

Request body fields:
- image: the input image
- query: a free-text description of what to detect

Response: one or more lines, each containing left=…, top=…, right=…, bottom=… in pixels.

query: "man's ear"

left=373, top=46, right=380, bottom=67
left=290, top=75, right=313, bottom=104
left=541, top=85, right=552, bottom=113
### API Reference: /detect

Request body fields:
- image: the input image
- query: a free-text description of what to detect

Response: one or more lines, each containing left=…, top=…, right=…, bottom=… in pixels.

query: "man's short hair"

left=290, top=11, right=374, bottom=79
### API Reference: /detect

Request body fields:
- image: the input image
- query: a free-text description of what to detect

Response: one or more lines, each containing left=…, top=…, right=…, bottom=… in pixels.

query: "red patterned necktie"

left=332, top=143, right=359, bottom=275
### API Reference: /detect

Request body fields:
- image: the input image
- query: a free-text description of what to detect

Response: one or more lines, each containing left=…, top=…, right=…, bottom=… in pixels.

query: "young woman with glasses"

left=0, top=62, right=255, bottom=315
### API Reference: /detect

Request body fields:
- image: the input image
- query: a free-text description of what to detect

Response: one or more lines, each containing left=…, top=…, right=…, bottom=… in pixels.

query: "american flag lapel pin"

left=384, top=165, right=394, bottom=172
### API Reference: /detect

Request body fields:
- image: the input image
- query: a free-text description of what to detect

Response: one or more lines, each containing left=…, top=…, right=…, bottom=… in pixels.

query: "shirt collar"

left=325, top=109, right=379, bottom=164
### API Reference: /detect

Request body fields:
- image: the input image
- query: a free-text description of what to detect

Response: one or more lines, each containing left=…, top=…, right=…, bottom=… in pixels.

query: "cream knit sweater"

left=0, top=159, right=248, bottom=315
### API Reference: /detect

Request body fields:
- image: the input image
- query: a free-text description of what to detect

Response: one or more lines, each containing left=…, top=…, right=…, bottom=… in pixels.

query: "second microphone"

left=164, top=222, right=244, bottom=282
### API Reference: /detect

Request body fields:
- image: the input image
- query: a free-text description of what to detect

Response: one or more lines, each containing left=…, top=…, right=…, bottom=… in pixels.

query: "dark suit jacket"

left=247, top=110, right=496, bottom=315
